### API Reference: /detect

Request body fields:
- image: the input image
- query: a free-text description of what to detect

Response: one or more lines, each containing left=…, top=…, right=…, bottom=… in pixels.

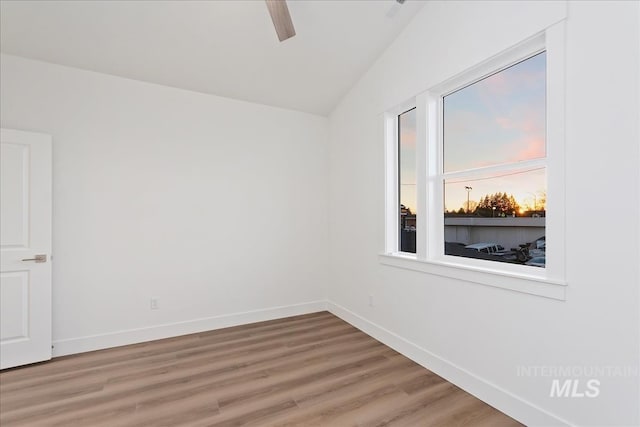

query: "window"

left=399, top=108, right=417, bottom=254
left=442, top=52, right=547, bottom=267
left=382, top=26, right=566, bottom=299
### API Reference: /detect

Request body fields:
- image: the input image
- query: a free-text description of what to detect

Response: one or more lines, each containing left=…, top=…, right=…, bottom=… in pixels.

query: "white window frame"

left=386, top=102, right=421, bottom=256
left=381, top=23, right=567, bottom=300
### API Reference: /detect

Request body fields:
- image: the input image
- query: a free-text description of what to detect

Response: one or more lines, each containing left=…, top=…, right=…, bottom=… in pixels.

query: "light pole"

left=464, top=186, right=472, bottom=214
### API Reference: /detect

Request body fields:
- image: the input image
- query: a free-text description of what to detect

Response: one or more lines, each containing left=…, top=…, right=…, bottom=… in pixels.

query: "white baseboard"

left=327, top=300, right=572, bottom=427
left=52, top=300, right=328, bottom=357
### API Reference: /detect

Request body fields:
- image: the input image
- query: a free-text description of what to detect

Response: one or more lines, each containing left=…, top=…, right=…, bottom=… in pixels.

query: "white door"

left=0, top=128, right=52, bottom=370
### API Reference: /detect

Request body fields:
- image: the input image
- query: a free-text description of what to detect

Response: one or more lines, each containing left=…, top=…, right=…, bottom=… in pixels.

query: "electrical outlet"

left=150, top=297, right=159, bottom=310
left=368, top=295, right=374, bottom=307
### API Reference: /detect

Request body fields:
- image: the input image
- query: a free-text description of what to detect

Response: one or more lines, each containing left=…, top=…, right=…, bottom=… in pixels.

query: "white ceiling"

left=0, top=0, right=425, bottom=116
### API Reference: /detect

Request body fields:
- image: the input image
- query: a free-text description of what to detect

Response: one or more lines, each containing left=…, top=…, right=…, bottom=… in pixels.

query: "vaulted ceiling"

left=0, top=0, right=425, bottom=115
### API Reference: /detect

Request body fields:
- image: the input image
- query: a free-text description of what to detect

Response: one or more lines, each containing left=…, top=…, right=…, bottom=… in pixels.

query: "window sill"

left=379, top=253, right=567, bottom=300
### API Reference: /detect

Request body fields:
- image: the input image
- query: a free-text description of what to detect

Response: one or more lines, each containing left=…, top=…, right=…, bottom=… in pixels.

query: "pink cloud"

left=400, top=129, right=416, bottom=148
left=495, top=116, right=513, bottom=129
left=495, top=110, right=543, bottom=134
left=482, top=71, right=510, bottom=96
left=480, top=65, right=545, bottom=97
left=510, top=136, right=545, bottom=162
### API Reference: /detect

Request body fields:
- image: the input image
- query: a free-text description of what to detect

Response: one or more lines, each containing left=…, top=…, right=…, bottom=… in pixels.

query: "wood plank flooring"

left=0, top=312, right=522, bottom=426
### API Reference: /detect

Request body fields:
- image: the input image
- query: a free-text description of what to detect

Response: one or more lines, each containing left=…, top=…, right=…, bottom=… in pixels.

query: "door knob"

left=21, top=254, right=47, bottom=263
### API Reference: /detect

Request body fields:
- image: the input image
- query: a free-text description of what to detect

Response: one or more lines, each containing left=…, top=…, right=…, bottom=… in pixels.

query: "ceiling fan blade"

left=265, top=0, right=296, bottom=42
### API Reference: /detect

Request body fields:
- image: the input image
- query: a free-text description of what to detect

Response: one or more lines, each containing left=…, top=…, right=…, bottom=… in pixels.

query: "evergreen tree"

left=474, top=192, right=521, bottom=217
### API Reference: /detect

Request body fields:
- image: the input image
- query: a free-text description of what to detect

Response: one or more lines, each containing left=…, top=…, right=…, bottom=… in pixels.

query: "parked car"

left=528, top=236, right=546, bottom=257
left=464, top=243, right=505, bottom=254
left=525, top=256, right=546, bottom=267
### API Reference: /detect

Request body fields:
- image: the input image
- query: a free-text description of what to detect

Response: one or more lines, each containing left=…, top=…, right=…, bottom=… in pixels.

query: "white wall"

left=327, top=1, right=639, bottom=426
left=0, top=54, right=329, bottom=354
left=1, top=1, right=639, bottom=425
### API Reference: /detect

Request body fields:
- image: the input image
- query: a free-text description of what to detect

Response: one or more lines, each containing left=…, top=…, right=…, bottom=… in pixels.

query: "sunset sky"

left=399, top=51, right=547, bottom=214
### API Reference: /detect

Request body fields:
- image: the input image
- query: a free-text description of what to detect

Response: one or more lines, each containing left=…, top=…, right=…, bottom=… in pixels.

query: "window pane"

left=399, top=108, right=416, bottom=253
left=444, top=168, right=546, bottom=267
left=443, top=52, right=546, bottom=173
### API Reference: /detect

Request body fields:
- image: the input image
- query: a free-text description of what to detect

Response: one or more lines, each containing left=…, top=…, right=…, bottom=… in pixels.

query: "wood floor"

left=0, top=312, right=522, bottom=426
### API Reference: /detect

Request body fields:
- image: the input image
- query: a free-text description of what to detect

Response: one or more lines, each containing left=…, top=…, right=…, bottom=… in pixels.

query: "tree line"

left=447, top=192, right=546, bottom=217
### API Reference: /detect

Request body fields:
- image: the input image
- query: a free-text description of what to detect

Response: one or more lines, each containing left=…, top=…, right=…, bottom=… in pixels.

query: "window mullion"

left=427, top=93, right=444, bottom=260
left=415, top=94, right=428, bottom=259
